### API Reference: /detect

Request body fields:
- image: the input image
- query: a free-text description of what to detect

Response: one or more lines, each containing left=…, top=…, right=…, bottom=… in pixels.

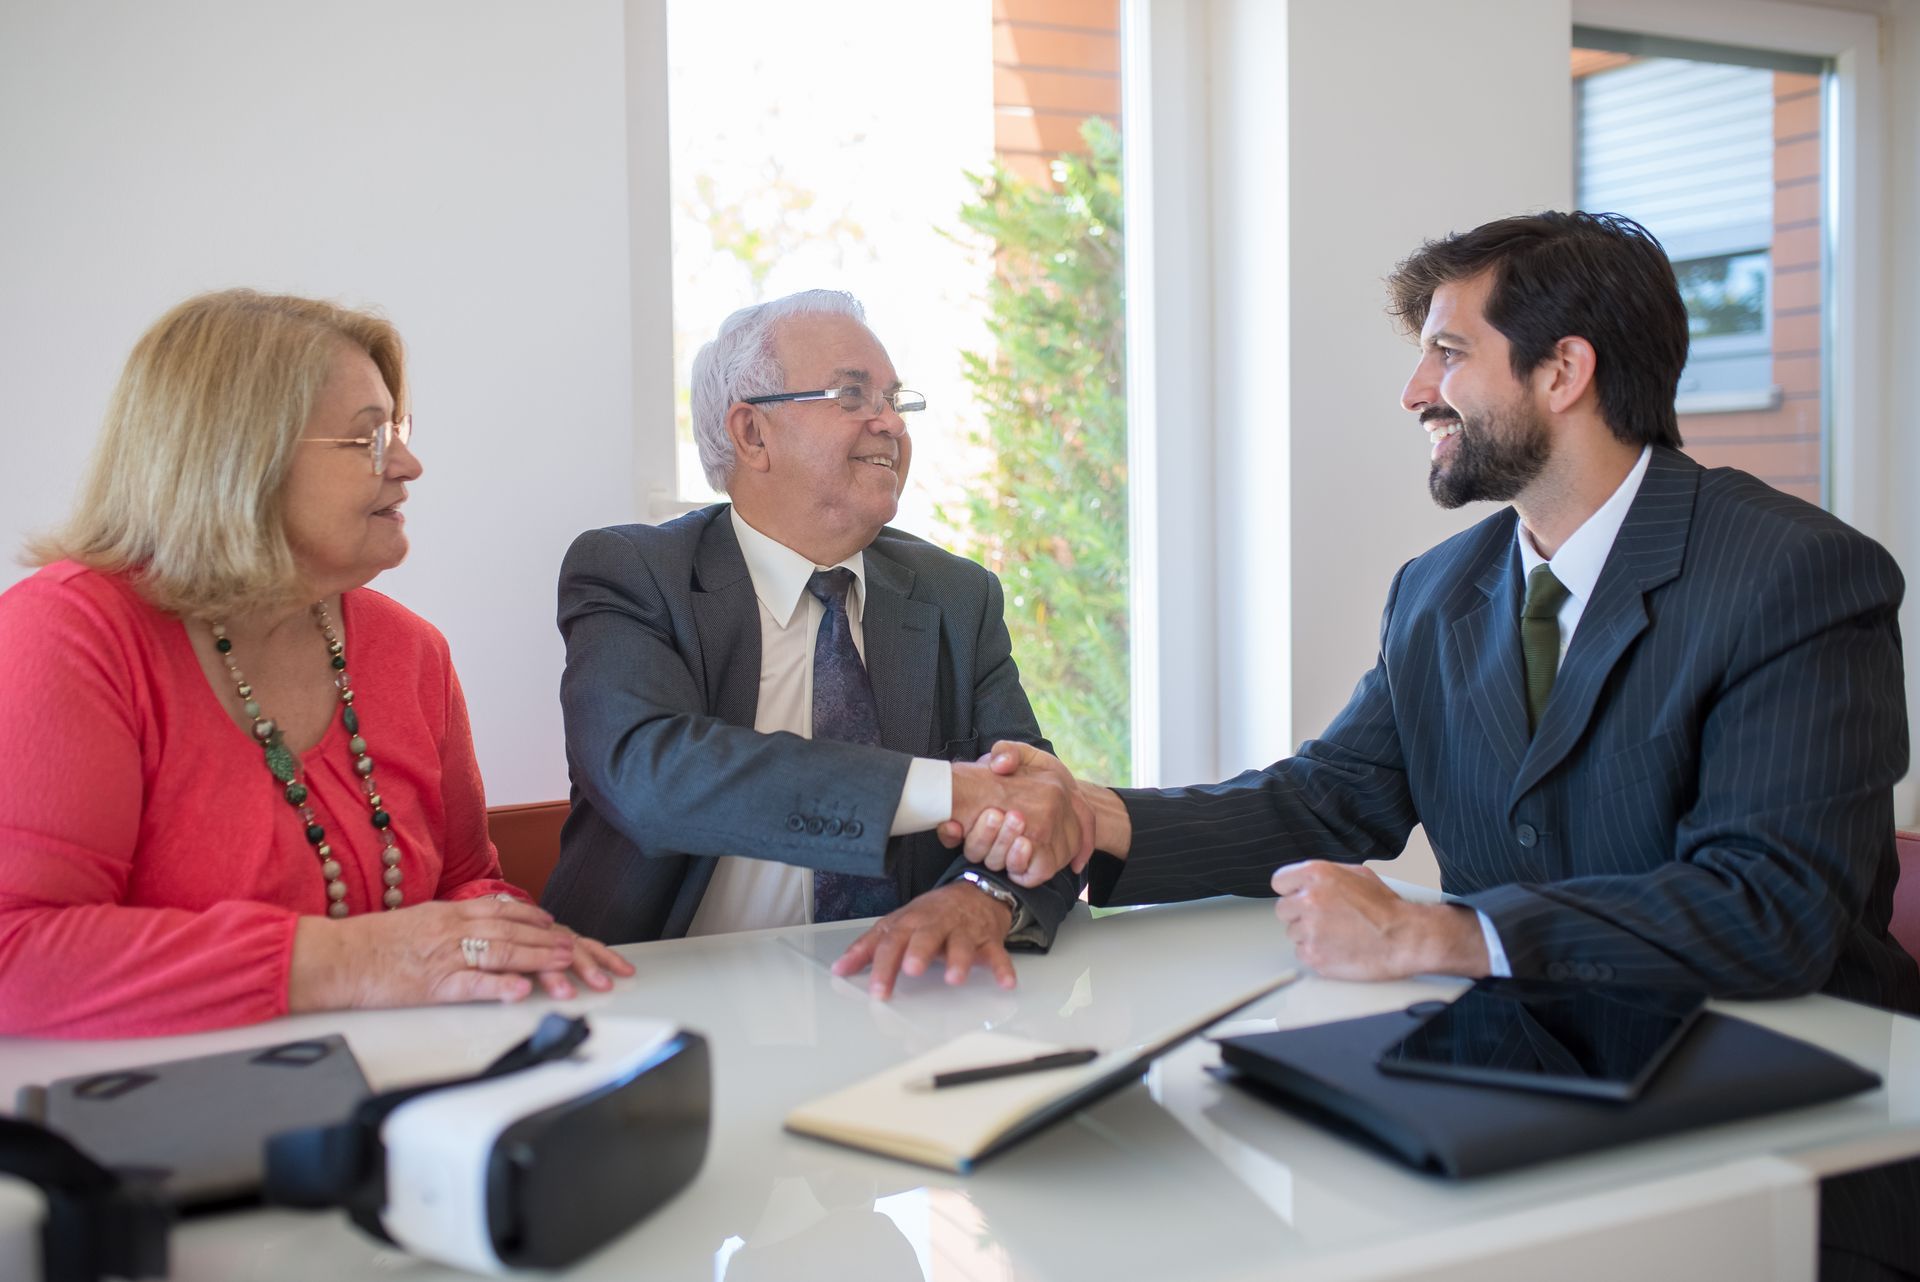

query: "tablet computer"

left=17, top=1034, right=371, bottom=1211
left=1374, top=979, right=1707, bottom=1101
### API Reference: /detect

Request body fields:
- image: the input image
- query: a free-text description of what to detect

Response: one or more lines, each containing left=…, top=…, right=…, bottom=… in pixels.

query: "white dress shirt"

left=685, top=509, right=954, bottom=937
left=1475, top=446, right=1652, bottom=975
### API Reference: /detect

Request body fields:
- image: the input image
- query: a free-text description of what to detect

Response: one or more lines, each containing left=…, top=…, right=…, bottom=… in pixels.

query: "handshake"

left=938, top=742, right=1129, bottom=886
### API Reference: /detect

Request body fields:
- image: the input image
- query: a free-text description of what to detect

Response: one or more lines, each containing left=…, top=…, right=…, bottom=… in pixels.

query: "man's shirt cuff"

left=890, top=758, right=953, bottom=836
left=1477, top=909, right=1513, bottom=978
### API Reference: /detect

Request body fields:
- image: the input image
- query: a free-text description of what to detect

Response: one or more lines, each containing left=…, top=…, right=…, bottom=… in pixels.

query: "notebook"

left=785, top=972, right=1297, bottom=1173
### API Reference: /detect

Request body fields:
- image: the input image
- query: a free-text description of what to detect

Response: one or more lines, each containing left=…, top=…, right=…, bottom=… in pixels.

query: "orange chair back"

left=487, top=800, right=571, bottom=901
left=1893, top=830, right=1920, bottom=963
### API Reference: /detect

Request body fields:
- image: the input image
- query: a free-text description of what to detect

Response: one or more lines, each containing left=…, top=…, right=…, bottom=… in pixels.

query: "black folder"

left=1214, top=1006, right=1880, bottom=1178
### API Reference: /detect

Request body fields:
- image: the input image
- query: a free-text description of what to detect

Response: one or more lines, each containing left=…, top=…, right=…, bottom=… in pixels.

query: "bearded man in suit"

left=546, top=290, right=1089, bottom=999
left=954, top=211, right=1917, bottom=1280
left=968, top=211, right=1915, bottom=1012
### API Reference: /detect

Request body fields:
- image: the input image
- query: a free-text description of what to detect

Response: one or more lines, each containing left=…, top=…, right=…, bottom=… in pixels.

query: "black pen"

left=906, top=1049, right=1100, bottom=1091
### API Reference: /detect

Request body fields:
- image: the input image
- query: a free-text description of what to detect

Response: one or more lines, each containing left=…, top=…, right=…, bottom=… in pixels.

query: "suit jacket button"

left=786, top=814, right=805, bottom=833
left=1546, top=961, right=1570, bottom=981
left=1573, top=962, right=1597, bottom=982
left=827, top=818, right=844, bottom=836
left=1515, top=823, right=1538, bottom=848
left=806, top=817, right=825, bottom=836
left=845, top=820, right=864, bottom=838
left=1594, top=964, right=1614, bottom=982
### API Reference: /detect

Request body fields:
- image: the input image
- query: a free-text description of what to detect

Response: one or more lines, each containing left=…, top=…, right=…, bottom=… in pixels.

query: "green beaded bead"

left=284, top=783, right=308, bottom=806
left=371, top=810, right=391, bottom=829
left=349, top=736, right=367, bottom=755
left=342, top=707, right=359, bottom=734
left=214, top=637, right=231, bottom=653
left=305, top=823, right=326, bottom=844
left=330, top=655, right=346, bottom=670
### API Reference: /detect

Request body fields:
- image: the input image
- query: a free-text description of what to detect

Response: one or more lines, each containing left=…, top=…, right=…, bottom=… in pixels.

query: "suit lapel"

left=1451, top=532, right=1531, bottom=782
left=690, top=507, right=762, bottom=730
left=1509, top=448, right=1698, bottom=804
left=861, top=544, right=940, bottom=755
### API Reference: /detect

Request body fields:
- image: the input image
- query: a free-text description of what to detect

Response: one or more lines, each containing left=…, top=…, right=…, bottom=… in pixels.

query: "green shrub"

left=950, top=118, right=1129, bottom=782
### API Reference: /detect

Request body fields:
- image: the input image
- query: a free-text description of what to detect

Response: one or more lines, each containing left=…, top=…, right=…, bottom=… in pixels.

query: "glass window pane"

left=666, top=0, right=1131, bottom=780
left=1574, top=44, right=1828, bottom=507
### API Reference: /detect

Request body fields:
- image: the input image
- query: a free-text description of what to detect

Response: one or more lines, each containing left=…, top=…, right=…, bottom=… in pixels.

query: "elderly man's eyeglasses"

left=304, top=415, right=414, bottom=475
left=741, top=386, right=927, bottom=417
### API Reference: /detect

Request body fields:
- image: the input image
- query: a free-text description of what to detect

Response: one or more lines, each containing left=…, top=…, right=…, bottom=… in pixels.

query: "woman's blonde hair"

left=30, top=289, right=407, bottom=619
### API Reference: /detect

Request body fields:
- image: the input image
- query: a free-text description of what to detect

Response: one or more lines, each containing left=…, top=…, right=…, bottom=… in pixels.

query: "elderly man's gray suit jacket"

left=544, top=503, right=1080, bottom=945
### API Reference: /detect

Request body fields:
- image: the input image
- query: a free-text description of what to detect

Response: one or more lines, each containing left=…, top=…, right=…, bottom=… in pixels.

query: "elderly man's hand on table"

left=831, top=881, right=1018, bottom=999
left=1269, top=861, right=1490, bottom=980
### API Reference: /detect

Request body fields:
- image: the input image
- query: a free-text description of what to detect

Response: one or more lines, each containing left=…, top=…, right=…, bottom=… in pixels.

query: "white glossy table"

left=2, top=895, right=1916, bottom=1282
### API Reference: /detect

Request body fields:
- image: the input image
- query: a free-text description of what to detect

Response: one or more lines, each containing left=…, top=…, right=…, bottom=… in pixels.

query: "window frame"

left=1571, top=0, right=1883, bottom=528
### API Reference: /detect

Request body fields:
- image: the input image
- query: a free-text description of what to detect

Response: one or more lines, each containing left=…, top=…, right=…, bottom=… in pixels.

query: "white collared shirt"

left=685, top=508, right=953, bottom=937
left=1477, top=446, right=1652, bottom=975
left=1513, top=445, right=1652, bottom=672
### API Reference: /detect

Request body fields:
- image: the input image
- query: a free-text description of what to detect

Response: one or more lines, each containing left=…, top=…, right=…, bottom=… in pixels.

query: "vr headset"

left=266, top=1014, right=709, bottom=1274
left=0, top=1116, right=170, bottom=1282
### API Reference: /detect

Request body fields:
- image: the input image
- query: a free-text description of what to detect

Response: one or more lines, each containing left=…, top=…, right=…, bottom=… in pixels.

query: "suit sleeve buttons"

left=845, top=820, right=863, bottom=838
left=786, top=814, right=805, bottom=833
left=806, top=816, right=825, bottom=836
left=1515, top=823, right=1538, bottom=848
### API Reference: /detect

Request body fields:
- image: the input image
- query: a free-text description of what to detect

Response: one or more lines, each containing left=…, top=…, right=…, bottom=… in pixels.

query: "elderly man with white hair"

left=544, top=289, right=1089, bottom=997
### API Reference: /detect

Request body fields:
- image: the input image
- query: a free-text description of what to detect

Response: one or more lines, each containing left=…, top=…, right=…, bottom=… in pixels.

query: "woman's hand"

left=288, top=898, right=634, bottom=1013
left=536, top=924, right=634, bottom=1001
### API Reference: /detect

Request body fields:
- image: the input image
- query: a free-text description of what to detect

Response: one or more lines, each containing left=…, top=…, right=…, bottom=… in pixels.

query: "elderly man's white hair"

left=689, top=289, right=868, bottom=491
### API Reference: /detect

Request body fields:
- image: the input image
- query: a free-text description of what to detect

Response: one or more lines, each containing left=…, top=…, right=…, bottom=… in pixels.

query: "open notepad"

left=785, top=971, right=1298, bottom=1173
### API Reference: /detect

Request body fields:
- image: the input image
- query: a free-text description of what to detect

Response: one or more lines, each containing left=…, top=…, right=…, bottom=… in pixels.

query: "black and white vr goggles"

left=266, top=1014, right=709, bottom=1274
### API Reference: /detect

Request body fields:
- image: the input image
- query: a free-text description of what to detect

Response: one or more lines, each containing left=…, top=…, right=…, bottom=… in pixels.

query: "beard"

left=1426, top=399, right=1552, bottom=509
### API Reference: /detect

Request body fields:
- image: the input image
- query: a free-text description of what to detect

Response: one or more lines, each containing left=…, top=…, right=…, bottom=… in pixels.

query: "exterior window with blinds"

left=1573, top=33, right=1830, bottom=508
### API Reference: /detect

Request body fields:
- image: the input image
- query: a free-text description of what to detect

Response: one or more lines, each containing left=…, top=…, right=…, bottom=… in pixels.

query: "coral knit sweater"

left=0, top=563, right=521, bottom=1038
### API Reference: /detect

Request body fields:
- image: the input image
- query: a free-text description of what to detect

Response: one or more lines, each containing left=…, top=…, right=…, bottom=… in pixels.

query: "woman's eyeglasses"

left=303, top=415, right=413, bottom=475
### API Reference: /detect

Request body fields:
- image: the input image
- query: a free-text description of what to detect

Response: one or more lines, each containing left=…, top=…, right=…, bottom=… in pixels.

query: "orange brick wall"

left=994, top=0, right=1121, bottom=185
left=1673, top=70, right=1825, bottom=506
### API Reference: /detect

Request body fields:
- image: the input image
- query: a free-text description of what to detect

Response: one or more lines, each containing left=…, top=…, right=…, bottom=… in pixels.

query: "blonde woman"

left=0, top=290, right=631, bottom=1037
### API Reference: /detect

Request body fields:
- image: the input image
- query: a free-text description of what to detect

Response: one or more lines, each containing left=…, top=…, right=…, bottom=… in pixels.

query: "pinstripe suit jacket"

left=544, top=505, right=1081, bottom=945
left=1093, top=447, right=1920, bottom=1013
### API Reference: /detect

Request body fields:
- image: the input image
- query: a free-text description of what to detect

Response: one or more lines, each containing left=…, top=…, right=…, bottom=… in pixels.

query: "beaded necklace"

left=211, top=602, right=403, bottom=918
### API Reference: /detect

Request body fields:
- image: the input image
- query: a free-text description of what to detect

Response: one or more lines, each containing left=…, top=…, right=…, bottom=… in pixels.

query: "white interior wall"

left=0, top=0, right=638, bottom=804
left=1187, top=0, right=1572, bottom=886
left=1277, top=1, right=1575, bottom=756
left=1891, top=1, right=1920, bottom=825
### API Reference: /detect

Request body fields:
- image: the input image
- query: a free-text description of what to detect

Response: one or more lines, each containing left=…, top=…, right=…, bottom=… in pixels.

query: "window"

left=1573, top=30, right=1830, bottom=506
left=665, top=0, right=1133, bottom=780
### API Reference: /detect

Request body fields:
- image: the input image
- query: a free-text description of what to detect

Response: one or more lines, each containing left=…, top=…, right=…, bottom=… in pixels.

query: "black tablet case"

left=1215, top=1007, right=1880, bottom=1178
left=17, top=1034, right=371, bottom=1210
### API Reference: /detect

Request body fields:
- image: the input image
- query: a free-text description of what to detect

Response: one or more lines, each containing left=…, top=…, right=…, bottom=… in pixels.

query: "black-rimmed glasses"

left=741, top=386, right=926, bottom=417
left=304, top=415, right=413, bottom=475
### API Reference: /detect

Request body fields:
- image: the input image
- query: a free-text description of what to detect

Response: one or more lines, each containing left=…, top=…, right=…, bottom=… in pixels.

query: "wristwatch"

left=958, top=868, right=1033, bottom=940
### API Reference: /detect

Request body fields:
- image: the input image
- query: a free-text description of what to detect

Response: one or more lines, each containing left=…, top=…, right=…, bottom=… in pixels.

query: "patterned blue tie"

left=807, top=568, right=901, bottom=923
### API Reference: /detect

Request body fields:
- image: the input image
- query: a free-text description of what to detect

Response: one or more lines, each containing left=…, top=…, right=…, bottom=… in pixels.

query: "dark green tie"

left=1521, top=564, right=1570, bottom=734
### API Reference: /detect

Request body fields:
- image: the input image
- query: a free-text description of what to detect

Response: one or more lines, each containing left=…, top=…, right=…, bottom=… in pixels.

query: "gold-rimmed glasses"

left=304, top=415, right=413, bottom=475
left=741, top=387, right=926, bottom=417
